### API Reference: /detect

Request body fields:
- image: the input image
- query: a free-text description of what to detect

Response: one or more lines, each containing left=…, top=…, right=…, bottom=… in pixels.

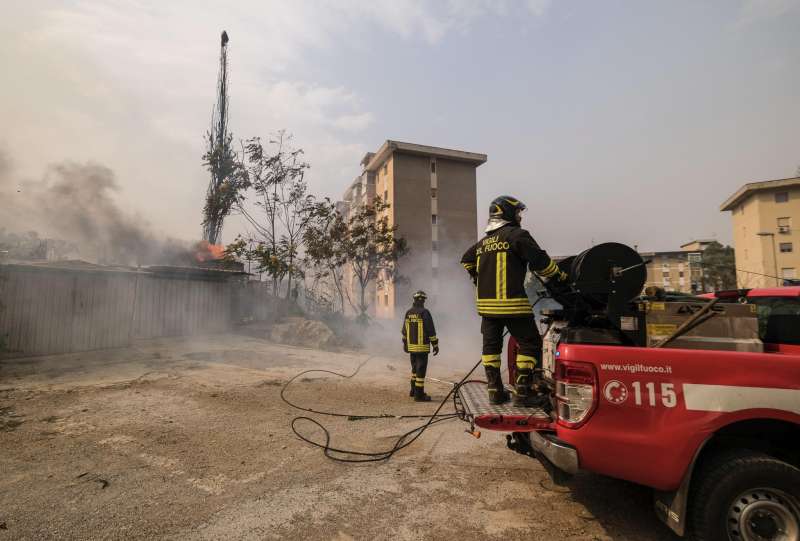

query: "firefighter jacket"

left=460, top=224, right=562, bottom=318
left=401, top=306, right=438, bottom=353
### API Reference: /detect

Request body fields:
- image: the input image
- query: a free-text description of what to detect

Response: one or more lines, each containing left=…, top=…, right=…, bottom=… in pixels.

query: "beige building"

left=721, top=177, right=800, bottom=288
left=339, top=140, right=486, bottom=319
left=640, top=239, right=714, bottom=294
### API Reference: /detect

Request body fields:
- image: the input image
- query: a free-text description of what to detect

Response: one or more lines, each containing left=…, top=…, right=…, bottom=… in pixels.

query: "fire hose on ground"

left=282, top=357, right=483, bottom=463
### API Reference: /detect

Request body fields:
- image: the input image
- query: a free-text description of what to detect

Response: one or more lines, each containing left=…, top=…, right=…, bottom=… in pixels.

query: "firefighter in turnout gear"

left=460, top=196, right=567, bottom=406
left=401, top=290, right=439, bottom=402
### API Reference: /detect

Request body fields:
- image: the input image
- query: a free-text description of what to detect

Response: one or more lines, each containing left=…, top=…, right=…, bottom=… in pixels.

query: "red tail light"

left=555, top=360, right=598, bottom=429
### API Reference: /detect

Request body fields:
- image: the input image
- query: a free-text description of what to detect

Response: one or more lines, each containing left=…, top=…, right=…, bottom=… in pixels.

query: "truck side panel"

left=556, top=344, right=800, bottom=491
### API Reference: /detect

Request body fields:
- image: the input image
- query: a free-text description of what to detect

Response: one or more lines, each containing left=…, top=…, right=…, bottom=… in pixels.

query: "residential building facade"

left=339, top=140, right=486, bottom=319
left=640, top=239, right=714, bottom=294
left=721, top=177, right=800, bottom=288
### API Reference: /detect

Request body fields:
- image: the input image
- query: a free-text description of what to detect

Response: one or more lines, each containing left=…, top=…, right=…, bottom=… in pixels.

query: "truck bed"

left=454, top=381, right=552, bottom=432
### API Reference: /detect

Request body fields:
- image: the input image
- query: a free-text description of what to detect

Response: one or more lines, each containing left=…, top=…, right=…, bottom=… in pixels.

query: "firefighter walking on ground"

left=401, top=290, right=439, bottom=402
left=460, top=196, right=567, bottom=406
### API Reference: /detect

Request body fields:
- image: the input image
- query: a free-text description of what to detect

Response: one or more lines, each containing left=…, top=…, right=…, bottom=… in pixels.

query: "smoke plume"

left=0, top=150, right=201, bottom=266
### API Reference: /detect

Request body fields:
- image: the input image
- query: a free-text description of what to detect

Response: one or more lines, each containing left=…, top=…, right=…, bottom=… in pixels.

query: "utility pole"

left=202, top=30, right=232, bottom=245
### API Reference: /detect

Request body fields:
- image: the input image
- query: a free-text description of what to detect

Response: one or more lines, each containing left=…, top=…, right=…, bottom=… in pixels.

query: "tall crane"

left=202, top=30, right=235, bottom=245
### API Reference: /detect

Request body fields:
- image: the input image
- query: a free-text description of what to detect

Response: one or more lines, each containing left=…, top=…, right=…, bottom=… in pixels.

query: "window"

left=384, top=189, right=388, bottom=202
left=782, top=268, right=796, bottom=279
left=431, top=215, right=437, bottom=225
left=679, top=271, right=684, bottom=278
left=430, top=161, right=436, bottom=174
left=383, top=163, right=388, bottom=175
left=662, top=271, right=670, bottom=277
left=384, top=294, right=389, bottom=306
left=688, top=253, right=702, bottom=263
left=778, top=217, right=792, bottom=234
left=780, top=243, right=793, bottom=253
left=432, top=240, right=438, bottom=251
left=431, top=188, right=437, bottom=198
left=775, top=191, right=789, bottom=203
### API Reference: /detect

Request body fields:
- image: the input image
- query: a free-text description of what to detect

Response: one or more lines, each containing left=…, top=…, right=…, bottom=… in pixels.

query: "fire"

left=194, top=240, right=226, bottom=262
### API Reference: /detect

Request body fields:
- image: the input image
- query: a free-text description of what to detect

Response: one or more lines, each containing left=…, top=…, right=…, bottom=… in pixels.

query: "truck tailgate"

left=455, top=381, right=552, bottom=432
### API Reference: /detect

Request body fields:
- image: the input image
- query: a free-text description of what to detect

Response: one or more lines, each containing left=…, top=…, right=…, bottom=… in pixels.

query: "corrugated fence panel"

left=132, top=276, right=234, bottom=340
left=0, top=267, right=137, bottom=357
left=1, top=265, right=248, bottom=357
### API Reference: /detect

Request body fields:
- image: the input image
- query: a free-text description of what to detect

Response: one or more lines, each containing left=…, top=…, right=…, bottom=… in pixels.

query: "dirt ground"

left=0, top=334, right=678, bottom=540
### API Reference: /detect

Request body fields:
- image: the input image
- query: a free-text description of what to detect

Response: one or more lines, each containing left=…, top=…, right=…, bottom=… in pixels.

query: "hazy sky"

left=2, top=0, right=799, bottom=254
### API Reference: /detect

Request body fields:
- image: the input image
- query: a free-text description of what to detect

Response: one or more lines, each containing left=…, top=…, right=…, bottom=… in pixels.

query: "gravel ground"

left=0, top=334, right=678, bottom=540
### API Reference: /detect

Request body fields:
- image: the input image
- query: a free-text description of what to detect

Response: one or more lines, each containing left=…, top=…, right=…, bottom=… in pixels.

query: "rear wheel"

left=691, top=450, right=800, bottom=541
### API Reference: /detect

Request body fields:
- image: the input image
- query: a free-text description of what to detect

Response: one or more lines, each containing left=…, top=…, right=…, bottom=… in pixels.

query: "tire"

left=690, top=450, right=800, bottom=541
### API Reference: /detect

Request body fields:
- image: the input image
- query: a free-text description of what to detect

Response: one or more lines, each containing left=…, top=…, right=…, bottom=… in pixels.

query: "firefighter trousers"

left=409, top=353, right=429, bottom=389
left=480, top=316, right=542, bottom=372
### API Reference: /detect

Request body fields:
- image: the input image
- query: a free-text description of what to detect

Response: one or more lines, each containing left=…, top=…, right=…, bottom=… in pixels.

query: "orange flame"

left=194, top=240, right=225, bottom=262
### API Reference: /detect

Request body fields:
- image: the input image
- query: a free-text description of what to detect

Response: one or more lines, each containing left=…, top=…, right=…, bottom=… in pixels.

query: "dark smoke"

left=0, top=152, right=198, bottom=266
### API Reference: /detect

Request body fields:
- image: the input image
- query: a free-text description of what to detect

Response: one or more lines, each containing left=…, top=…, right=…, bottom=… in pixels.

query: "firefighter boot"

left=409, top=375, right=416, bottom=397
left=514, top=368, right=549, bottom=408
left=414, top=385, right=432, bottom=402
left=484, top=366, right=509, bottom=405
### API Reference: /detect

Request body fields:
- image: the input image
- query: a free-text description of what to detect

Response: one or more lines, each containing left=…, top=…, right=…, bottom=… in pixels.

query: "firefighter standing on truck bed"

left=401, top=290, right=439, bottom=402
left=460, top=196, right=567, bottom=406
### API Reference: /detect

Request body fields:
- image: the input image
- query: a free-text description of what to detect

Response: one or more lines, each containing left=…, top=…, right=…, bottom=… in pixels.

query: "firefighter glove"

left=402, top=340, right=408, bottom=353
left=433, top=344, right=439, bottom=356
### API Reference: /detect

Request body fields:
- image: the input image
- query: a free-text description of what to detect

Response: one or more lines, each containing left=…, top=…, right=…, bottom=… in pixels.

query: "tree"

left=341, top=197, right=408, bottom=322
left=700, top=241, right=736, bottom=290
left=202, top=128, right=245, bottom=245
left=236, top=132, right=317, bottom=297
left=303, top=200, right=350, bottom=312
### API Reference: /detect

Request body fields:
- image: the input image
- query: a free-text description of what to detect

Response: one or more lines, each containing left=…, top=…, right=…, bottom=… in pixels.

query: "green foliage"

left=234, top=132, right=321, bottom=298
left=303, top=200, right=349, bottom=312
left=341, top=197, right=409, bottom=321
left=700, top=241, right=737, bottom=290
left=202, top=131, right=246, bottom=244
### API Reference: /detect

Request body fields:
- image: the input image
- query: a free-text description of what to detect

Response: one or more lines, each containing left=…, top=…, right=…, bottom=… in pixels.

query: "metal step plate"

left=455, top=381, right=552, bottom=432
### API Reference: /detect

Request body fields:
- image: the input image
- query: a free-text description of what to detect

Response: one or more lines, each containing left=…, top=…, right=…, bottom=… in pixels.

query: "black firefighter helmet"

left=489, top=195, right=526, bottom=223
left=412, top=290, right=427, bottom=302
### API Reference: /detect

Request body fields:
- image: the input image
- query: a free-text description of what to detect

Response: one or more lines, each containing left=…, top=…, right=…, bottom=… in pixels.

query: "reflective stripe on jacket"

left=401, top=306, right=438, bottom=353
left=460, top=224, right=560, bottom=318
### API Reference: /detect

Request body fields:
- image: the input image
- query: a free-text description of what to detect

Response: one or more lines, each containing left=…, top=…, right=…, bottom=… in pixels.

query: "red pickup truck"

left=456, top=286, right=800, bottom=541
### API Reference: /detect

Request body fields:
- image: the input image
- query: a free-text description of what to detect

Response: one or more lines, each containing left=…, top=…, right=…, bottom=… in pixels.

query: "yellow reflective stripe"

left=405, top=320, right=411, bottom=344
left=477, top=298, right=531, bottom=305
left=495, top=251, right=507, bottom=299
left=429, top=336, right=438, bottom=343
left=516, top=354, right=537, bottom=369
left=537, top=259, right=559, bottom=278
left=478, top=308, right=533, bottom=315
left=481, top=354, right=501, bottom=368
left=417, top=321, right=423, bottom=345
left=478, top=304, right=533, bottom=310
left=462, top=262, right=475, bottom=270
